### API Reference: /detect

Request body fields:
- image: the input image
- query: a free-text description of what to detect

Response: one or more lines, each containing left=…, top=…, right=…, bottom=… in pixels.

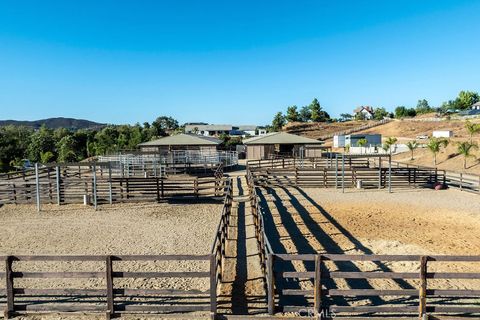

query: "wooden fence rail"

left=247, top=166, right=480, bottom=318
left=0, top=176, right=229, bottom=208
left=376, top=159, right=480, bottom=195
left=0, top=178, right=234, bottom=319
left=271, top=254, right=480, bottom=317
left=0, top=254, right=216, bottom=319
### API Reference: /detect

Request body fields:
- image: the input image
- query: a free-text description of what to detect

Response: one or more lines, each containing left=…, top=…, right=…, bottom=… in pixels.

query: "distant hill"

left=0, top=117, right=106, bottom=130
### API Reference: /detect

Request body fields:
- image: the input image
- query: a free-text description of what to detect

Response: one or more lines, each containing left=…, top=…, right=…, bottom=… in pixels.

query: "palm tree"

left=406, top=140, right=418, bottom=160
left=426, top=138, right=449, bottom=166
left=357, top=138, right=368, bottom=154
left=457, top=141, right=478, bottom=169
left=465, top=121, right=480, bottom=142
left=384, top=137, right=398, bottom=155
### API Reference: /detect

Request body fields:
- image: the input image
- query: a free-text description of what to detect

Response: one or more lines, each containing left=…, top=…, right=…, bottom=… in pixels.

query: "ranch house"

left=243, top=132, right=324, bottom=159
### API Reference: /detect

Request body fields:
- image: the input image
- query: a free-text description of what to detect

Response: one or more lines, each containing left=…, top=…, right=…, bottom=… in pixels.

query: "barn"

left=137, top=133, right=221, bottom=152
left=243, top=132, right=323, bottom=159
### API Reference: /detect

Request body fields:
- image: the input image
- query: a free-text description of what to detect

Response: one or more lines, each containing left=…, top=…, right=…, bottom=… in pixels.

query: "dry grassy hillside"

left=284, top=120, right=374, bottom=139
left=287, top=117, right=480, bottom=174
left=359, top=118, right=480, bottom=142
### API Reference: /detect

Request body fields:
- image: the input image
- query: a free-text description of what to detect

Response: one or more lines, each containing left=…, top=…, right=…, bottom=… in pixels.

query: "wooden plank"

left=313, top=254, right=322, bottom=315
left=5, top=256, right=14, bottom=316
left=267, top=254, right=275, bottom=315
left=112, top=271, right=210, bottom=278
left=210, top=254, right=217, bottom=316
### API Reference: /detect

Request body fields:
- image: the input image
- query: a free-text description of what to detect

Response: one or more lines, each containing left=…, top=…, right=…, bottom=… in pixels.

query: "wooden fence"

left=0, top=162, right=228, bottom=209
left=271, top=254, right=480, bottom=317
left=0, top=178, right=234, bottom=319
left=0, top=255, right=215, bottom=319
left=249, top=167, right=441, bottom=191
left=247, top=167, right=480, bottom=318
left=377, top=159, right=480, bottom=195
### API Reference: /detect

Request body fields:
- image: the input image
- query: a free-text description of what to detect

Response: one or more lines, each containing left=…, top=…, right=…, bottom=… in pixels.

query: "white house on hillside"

left=353, top=106, right=375, bottom=120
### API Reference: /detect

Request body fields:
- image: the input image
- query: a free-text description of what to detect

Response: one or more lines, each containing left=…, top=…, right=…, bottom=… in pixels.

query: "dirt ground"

left=258, top=186, right=480, bottom=310
left=261, top=187, right=480, bottom=256
left=0, top=202, right=223, bottom=319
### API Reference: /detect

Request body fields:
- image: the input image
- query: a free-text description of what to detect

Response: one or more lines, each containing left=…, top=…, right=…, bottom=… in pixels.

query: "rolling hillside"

left=0, top=117, right=106, bottom=130
left=286, top=117, right=480, bottom=174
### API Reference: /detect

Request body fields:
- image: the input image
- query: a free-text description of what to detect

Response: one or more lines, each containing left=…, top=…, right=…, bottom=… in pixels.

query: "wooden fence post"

left=93, top=163, right=98, bottom=210
left=388, top=156, right=392, bottom=193
left=267, top=254, right=275, bottom=315
left=314, top=255, right=322, bottom=316
left=210, top=254, right=217, bottom=319
left=419, top=256, right=428, bottom=319
left=35, top=162, right=41, bottom=212
left=335, top=154, right=338, bottom=189
left=161, top=178, right=165, bottom=198
left=105, top=255, right=114, bottom=319
left=378, top=157, right=382, bottom=189
left=460, top=173, right=463, bottom=191
left=156, top=178, right=160, bottom=202
left=341, top=154, right=345, bottom=193
left=56, top=166, right=61, bottom=205
left=108, top=162, right=113, bottom=205
left=5, top=256, right=14, bottom=319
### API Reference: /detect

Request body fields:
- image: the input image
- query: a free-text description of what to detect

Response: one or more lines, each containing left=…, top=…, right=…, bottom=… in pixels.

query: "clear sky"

left=1, top=0, right=479, bottom=125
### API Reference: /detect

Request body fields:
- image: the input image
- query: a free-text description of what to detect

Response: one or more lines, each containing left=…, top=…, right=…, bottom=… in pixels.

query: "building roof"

left=138, top=134, right=221, bottom=146
left=353, top=106, right=375, bottom=114
left=237, top=125, right=258, bottom=131
left=243, top=132, right=322, bottom=145
left=472, top=102, right=480, bottom=107
left=184, top=124, right=233, bottom=131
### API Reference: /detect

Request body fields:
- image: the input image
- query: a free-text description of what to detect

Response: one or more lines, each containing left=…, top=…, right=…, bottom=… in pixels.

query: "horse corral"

left=1, top=153, right=480, bottom=319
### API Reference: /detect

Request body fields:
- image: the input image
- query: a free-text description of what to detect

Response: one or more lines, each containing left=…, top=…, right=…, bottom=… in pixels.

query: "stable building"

left=334, top=134, right=382, bottom=148
left=137, top=134, right=221, bottom=152
left=243, top=132, right=323, bottom=160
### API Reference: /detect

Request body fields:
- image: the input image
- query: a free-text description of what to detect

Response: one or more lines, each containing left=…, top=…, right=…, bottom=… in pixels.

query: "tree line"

left=272, top=90, right=480, bottom=131
left=0, top=116, right=179, bottom=172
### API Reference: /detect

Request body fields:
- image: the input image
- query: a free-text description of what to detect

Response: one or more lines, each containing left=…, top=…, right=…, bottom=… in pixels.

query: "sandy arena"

left=258, top=186, right=480, bottom=310
left=0, top=202, right=223, bottom=319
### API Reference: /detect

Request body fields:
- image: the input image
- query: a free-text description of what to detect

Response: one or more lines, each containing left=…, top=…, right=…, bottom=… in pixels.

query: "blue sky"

left=0, top=1, right=479, bottom=125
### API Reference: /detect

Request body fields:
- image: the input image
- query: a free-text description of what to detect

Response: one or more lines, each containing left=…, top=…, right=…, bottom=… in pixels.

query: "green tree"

left=457, top=90, right=480, bottom=110
left=309, top=98, right=330, bottom=122
left=384, top=137, right=398, bottom=155
left=299, top=105, right=312, bottom=122
left=57, top=135, right=77, bottom=163
left=27, top=125, right=56, bottom=162
left=340, top=113, right=353, bottom=122
left=426, top=138, right=449, bottom=166
left=457, top=141, right=478, bottom=169
left=406, top=140, right=418, bottom=160
left=0, top=125, right=32, bottom=172
left=286, top=105, right=299, bottom=122
left=357, top=138, right=368, bottom=154
left=465, top=121, right=480, bottom=142
left=415, top=99, right=433, bottom=114
left=271, top=112, right=286, bottom=131
left=152, top=116, right=179, bottom=136
left=395, top=106, right=416, bottom=118
left=373, top=107, right=389, bottom=120
left=40, top=151, right=55, bottom=164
